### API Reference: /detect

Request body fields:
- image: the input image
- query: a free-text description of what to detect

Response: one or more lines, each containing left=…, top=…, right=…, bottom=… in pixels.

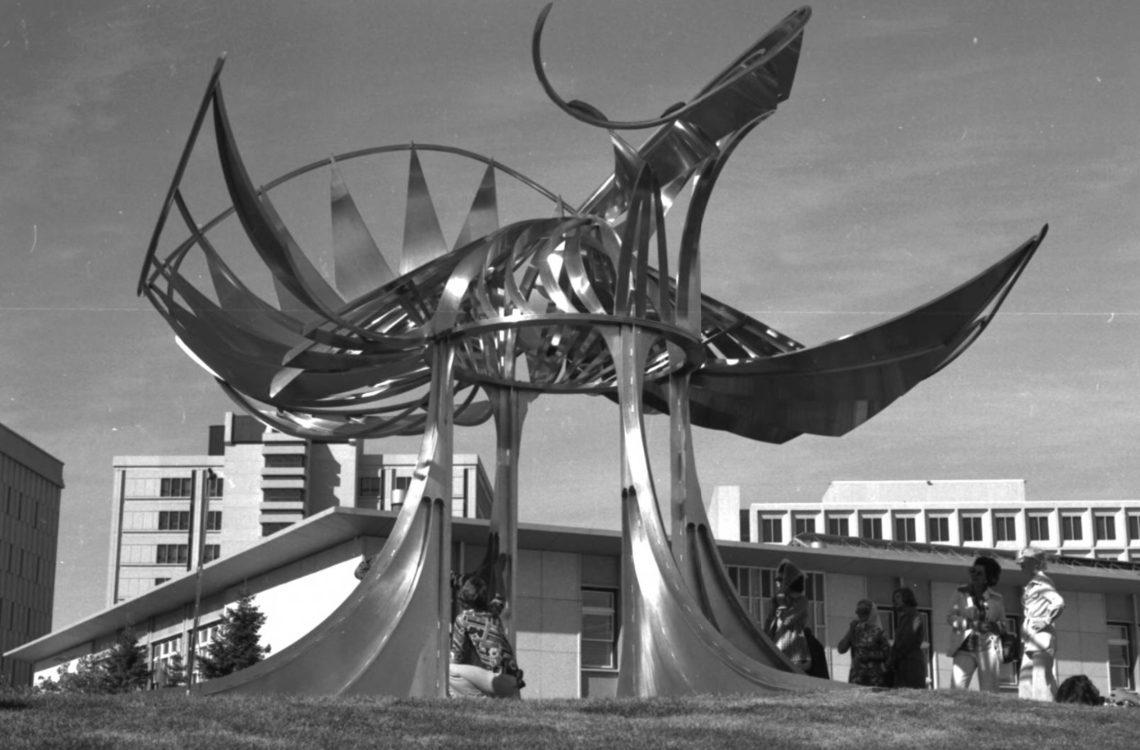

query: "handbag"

left=1000, top=630, right=1021, bottom=664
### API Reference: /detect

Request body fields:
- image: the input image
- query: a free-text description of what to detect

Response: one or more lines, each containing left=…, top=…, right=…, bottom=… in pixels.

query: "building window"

left=760, top=516, right=783, bottom=544
left=894, top=516, right=917, bottom=542
left=581, top=588, right=617, bottom=670
left=154, top=578, right=170, bottom=586
left=265, top=454, right=305, bottom=468
left=1108, top=623, right=1135, bottom=691
left=961, top=515, right=983, bottom=544
left=994, top=514, right=1017, bottom=543
left=156, top=544, right=189, bottom=565
left=359, top=477, right=382, bottom=497
left=206, top=475, right=224, bottom=498
left=203, top=545, right=221, bottom=563
left=1061, top=514, right=1083, bottom=542
left=1028, top=514, right=1049, bottom=542
left=158, top=511, right=191, bottom=531
left=860, top=516, right=883, bottom=540
left=160, top=477, right=193, bottom=498
left=826, top=515, right=848, bottom=537
left=1095, top=514, right=1117, bottom=542
left=794, top=516, right=816, bottom=536
left=206, top=511, right=223, bottom=531
left=927, top=515, right=950, bottom=543
left=1128, top=514, right=1140, bottom=544
left=739, top=510, right=751, bottom=542
left=263, top=488, right=304, bottom=502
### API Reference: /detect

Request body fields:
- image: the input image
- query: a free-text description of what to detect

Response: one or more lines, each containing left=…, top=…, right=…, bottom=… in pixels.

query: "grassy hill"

left=3, top=688, right=1138, bottom=749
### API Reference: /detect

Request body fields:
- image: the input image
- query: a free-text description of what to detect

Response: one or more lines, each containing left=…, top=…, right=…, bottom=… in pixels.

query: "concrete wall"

left=516, top=548, right=581, bottom=699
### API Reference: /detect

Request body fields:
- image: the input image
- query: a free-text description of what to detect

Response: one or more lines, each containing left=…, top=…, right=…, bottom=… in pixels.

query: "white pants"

left=1019, top=628, right=1058, bottom=701
left=951, top=640, right=1002, bottom=693
left=448, top=663, right=521, bottom=699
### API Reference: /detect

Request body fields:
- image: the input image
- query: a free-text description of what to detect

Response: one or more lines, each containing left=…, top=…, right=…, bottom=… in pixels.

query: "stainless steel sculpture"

left=138, top=5, right=1046, bottom=696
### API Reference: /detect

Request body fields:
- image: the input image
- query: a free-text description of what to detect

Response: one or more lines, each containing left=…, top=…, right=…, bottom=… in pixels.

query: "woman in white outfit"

left=946, top=556, right=1006, bottom=692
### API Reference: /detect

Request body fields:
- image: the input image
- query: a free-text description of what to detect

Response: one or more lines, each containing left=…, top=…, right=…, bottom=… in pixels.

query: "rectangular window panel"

left=158, top=511, right=191, bottom=531
left=894, top=516, right=916, bottom=542
left=1061, top=514, right=1082, bottom=542
left=928, top=516, right=950, bottom=543
left=1107, top=623, right=1135, bottom=691
left=860, top=517, right=883, bottom=540
left=359, top=477, right=382, bottom=496
left=739, top=510, right=751, bottom=543
left=264, top=454, right=305, bottom=468
left=203, top=545, right=221, bottom=563
left=206, top=475, right=225, bottom=498
left=994, top=515, right=1017, bottom=542
left=760, top=517, right=783, bottom=544
left=206, top=511, right=223, bottom=531
left=581, top=588, right=617, bottom=670
left=156, top=544, right=189, bottom=565
left=827, top=516, right=849, bottom=537
left=160, top=477, right=193, bottom=498
left=794, top=517, right=816, bottom=536
left=1128, top=515, right=1140, bottom=543
left=1095, top=515, right=1117, bottom=542
left=263, top=488, right=304, bottom=502
left=961, top=516, right=983, bottom=544
left=1028, top=514, right=1049, bottom=542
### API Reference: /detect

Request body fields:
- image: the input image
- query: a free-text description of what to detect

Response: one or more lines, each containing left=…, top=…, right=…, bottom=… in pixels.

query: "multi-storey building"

left=107, top=412, right=492, bottom=606
left=0, top=422, right=64, bottom=687
left=736, top=479, right=1140, bottom=562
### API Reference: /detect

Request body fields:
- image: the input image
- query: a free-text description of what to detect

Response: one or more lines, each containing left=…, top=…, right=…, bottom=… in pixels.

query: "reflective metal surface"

left=139, top=4, right=1045, bottom=696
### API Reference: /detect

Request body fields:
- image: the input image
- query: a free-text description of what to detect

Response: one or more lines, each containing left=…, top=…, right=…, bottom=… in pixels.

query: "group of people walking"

left=811, top=547, right=1064, bottom=699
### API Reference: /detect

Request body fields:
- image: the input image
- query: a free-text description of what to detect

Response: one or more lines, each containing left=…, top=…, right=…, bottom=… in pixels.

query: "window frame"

left=1027, top=513, right=1049, bottom=543
left=760, top=516, right=783, bottom=544
left=960, top=514, right=984, bottom=544
left=928, top=515, right=950, bottom=543
left=894, top=515, right=917, bottom=542
left=1061, top=513, right=1083, bottom=542
left=1107, top=622, right=1135, bottom=691
left=993, top=514, right=1017, bottom=543
left=1095, top=513, right=1117, bottom=543
left=581, top=587, right=618, bottom=671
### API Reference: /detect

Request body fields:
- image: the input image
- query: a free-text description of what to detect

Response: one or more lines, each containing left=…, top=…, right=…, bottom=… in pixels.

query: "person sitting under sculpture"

left=764, top=559, right=812, bottom=673
left=448, top=576, right=524, bottom=699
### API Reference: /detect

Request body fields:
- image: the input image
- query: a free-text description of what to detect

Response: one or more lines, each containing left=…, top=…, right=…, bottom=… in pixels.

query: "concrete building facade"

left=737, top=479, right=1140, bottom=562
left=0, top=422, right=64, bottom=687
left=107, top=413, right=492, bottom=606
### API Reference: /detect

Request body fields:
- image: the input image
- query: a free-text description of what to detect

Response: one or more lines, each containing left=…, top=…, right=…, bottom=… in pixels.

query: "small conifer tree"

left=198, top=590, right=270, bottom=679
left=101, top=627, right=151, bottom=693
left=163, top=651, right=186, bottom=687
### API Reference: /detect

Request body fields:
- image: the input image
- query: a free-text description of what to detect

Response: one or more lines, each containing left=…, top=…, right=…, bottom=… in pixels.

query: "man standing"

left=1017, top=547, right=1065, bottom=700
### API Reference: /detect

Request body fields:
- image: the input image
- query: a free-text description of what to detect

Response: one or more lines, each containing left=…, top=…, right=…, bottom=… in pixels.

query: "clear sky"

left=2, top=0, right=1138, bottom=628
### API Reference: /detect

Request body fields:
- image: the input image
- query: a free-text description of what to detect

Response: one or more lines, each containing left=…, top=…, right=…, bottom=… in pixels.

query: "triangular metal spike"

left=400, top=146, right=449, bottom=275
left=453, top=161, right=499, bottom=251
left=330, top=158, right=396, bottom=301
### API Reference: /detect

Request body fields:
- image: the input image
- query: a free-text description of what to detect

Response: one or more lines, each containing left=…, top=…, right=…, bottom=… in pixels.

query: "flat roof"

left=8, top=509, right=1139, bottom=664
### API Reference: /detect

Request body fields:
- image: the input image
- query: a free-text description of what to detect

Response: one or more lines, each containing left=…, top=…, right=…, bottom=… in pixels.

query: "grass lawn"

left=2, top=688, right=1138, bottom=750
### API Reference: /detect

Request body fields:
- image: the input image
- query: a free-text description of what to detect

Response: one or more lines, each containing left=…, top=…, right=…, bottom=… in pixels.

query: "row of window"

left=747, top=511, right=1140, bottom=545
left=156, top=511, right=223, bottom=531
left=124, top=476, right=224, bottom=499
left=154, top=544, right=220, bottom=565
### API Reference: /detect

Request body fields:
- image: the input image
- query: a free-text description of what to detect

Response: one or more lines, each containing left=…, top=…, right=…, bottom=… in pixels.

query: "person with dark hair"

left=947, top=556, right=1006, bottom=692
left=837, top=599, right=889, bottom=686
left=1056, top=674, right=1103, bottom=705
left=448, top=576, right=524, bottom=699
left=1018, top=546, right=1065, bottom=701
left=887, top=587, right=928, bottom=689
left=764, top=559, right=812, bottom=672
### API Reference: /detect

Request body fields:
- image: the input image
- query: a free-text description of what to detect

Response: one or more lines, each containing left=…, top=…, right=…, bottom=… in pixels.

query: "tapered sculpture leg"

left=193, top=344, right=456, bottom=696
left=610, top=327, right=836, bottom=696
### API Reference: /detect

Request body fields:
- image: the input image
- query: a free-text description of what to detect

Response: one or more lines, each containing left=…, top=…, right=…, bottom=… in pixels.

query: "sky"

left=1, top=0, right=1138, bottom=629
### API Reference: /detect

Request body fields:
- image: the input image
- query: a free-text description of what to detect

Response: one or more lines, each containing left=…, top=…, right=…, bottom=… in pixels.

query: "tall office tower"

left=107, top=413, right=492, bottom=606
left=0, top=422, right=64, bottom=687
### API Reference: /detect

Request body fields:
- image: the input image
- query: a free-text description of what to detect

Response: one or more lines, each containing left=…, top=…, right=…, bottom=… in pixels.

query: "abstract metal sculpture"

left=138, top=5, right=1046, bottom=697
